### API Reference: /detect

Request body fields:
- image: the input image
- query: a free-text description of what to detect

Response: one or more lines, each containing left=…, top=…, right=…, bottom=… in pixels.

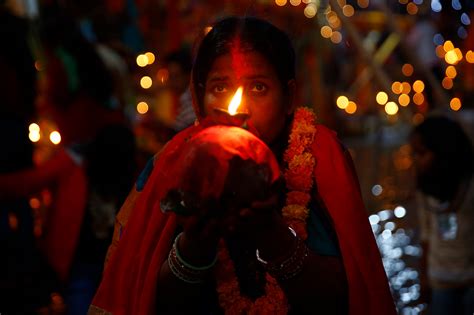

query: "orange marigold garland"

left=283, top=107, right=317, bottom=240
left=215, top=107, right=317, bottom=314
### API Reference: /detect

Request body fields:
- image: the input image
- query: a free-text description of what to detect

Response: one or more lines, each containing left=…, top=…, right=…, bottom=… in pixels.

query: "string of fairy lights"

left=274, top=0, right=473, bottom=118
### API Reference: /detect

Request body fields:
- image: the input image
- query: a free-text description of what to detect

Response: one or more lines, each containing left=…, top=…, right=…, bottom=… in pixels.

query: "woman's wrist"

left=178, top=232, right=218, bottom=267
left=254, top=216, right=296, bottom=261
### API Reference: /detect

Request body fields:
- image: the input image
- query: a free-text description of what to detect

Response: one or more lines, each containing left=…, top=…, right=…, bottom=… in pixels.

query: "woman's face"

left=202, top=51, right=294, bottom=144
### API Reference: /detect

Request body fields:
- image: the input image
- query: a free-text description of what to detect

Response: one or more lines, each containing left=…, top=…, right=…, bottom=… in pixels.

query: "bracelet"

left=256, top=226, right=309, bottom=281
left=167, top=233, right=217, bottom=284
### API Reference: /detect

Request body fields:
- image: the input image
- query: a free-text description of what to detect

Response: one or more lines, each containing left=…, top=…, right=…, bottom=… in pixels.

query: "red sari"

left=89, top=119, right=396, bottom=315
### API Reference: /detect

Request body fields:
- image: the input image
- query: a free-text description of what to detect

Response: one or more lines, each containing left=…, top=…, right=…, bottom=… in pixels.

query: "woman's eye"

left=213, top=85, right=227, bottom=93
left=250, top=83, right=266, bottom=92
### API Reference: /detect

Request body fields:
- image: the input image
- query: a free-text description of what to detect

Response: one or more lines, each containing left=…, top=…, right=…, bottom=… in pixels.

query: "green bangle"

left=174, top=233, right=218, bottom=271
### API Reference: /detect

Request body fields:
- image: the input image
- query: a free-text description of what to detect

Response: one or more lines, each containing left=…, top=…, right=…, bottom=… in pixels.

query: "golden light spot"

left=357, top=0, right=369, bottom=8
left=342, top=4, right=355, bottom=17
left=331, top=31, right=342, bottom=44
left=442, top=77, right=453, bottom=89
left=290, top=0, right=301, bottom=6
left=140, top=76, right=153, bottom=89
left=29, top=131, right=40, bottom=142
left=345, top=101, right=357, bottom=114
left=445, top=50, right=459, bottom=64
left=145, top=52, right=155, bottom=64
left=443, top=40, right=454, bottom=52
left=406, top=2, right=418, bottom=15
left=399, top=0, right=408, bottom=4
left=454, top=48, right=463, bottom=61
left=302, top=0, right=311, bottom=3
left=385, top=102, right=399, bottom=115
left=391, top=81, right=403, bottom=94
left=412, top=80, right=425, bottom=93
left=328, top=16, right=341, bottom=28
left=450, top=97, right=461, bottom=111
left=337, top=0, right=346, bottom=6
left=49, top=131, right=61, bottom=145
left=466, top=50, right=474, bottom=63
left=29, top=123, right=40, bottom=133
left=321, top=26, right=333, bottom=38
left=435, top=45, right=446, bottom=58
left=401, top=82, right=411, bottom=94
left=304, top=4, right=318, bottom=18
left=337, top=95, right=349, bottom=109
left=402, top=64, right=413, bottom=76
left=136, top=54, right=148, bottom=67
left=376, top=91, right=388, bottom=105
left=137, top=101, right=149, bottom=114
left=326, top=11, right=338, bottom=24
left=445, top=66, right=457, bottom=78
left=413, top=93, right=424, bottom=105
left=412, top=113, right=424, bottom=125
left=398, top=93, right=410, bottom=106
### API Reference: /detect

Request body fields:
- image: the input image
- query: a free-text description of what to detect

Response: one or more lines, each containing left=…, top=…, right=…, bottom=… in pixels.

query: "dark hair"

left=412, top=116, right=474, bottom=200
left=192, top=16, right=295, bottom=116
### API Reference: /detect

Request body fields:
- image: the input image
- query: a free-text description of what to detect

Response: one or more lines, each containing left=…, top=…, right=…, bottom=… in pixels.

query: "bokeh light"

left=401, top=82, right=411, bottom=94
left=342, top=4, right=355, bottom=17
left=275, top=0, right=287, bottom=6
left=321, top=26, right=333, bottom=38
left=450, top=97, right=461, bottom=111
left=49, top=131, right=61, bottom=145
left=145, top=52, right=155, bottom=64
left=413, top=93, right=424, bottom=105
left=376, top=91, right=388, bottom=105
left=398, top=94, right=410, bottom=106
left=137, top=101, right=149, bottom=114
left=140, top=76, right=153, bottom=89
left=445, top=66, right=457, bottom=78
left=442, top=77, right=453, bottom=89
left=401, top=64, right=413, bottom=76
left=392, top=81, right=403, bottom=94
left=289, top=0, right=301, bottom=6
left=385, top=102, right=399, bottom=115
left=357, top=0, right=369, bottom=8
left=136, top=54, right=148, bottom=67
left=29, top=131, right=40, bottom=142
left=29, top=123, right=40, bottom=133
left=331, top=31, right=343, bottom=44
left=406, top=3, right=418, bottom=15
left=345, top=101, right=357, bottom=114
left=412, top=80, right=425, bottom=93
left=304, top=4, right=318, bottom=18
left=466, top=50, right=474, bottom=63
left=336, top=95, right=349, bottom=109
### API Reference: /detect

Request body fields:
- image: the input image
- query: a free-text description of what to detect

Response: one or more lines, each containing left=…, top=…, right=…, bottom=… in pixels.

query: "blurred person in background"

left=0, top=7, right=138, bottom=314
left=410, top=116, right=474, bottom=315
left=164, top=48, right=196, bottom=132
left=0, top=2, right=59, bottom=314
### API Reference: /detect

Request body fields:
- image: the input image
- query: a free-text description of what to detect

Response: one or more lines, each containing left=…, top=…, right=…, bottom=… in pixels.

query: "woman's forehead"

left=206, top=51, right=275, bottom=81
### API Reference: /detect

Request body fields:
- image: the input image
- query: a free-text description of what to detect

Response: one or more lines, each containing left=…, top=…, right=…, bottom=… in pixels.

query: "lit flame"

left=228, top=86, right=243, bottom=116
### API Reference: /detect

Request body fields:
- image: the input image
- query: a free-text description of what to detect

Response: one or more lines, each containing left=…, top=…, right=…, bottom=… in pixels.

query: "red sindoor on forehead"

left=230, top=37, right=247, bottom=80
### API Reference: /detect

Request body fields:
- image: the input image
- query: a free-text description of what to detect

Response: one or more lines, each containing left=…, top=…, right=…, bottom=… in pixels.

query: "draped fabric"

left=89, top=120, right=396, bottom=315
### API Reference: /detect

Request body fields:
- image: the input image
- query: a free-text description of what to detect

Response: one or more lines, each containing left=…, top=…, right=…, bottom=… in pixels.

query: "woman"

left=90, top=17, right=395, bottom=314
left=411, top=116, right=474, bottom=315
